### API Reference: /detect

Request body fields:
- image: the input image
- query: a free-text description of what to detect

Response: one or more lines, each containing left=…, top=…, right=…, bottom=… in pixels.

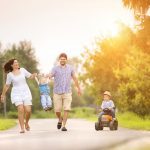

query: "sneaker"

left=20, top=130, right=25, bottom=134
left=44, top=107, right=48, bottom=111
left=61, top=127, right=67, bottom=131
left=47, top=106, right=53, bottom=111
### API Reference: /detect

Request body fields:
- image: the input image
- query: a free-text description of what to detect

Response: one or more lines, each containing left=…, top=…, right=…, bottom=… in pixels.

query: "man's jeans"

left=40, top=94, right=52, bottom=109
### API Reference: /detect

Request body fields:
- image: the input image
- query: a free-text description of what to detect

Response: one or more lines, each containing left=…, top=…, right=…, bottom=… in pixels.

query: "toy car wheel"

left=114, top=120, right=118, bottom=130
left=99, top=125, right=103, bottom=130
left=109, top=121, right=115, bottom=130
left=95, top=122, right=101, bottom=131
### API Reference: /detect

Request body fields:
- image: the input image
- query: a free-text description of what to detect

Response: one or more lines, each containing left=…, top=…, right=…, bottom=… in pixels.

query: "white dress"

left=6, top=68, right=32, bottom=104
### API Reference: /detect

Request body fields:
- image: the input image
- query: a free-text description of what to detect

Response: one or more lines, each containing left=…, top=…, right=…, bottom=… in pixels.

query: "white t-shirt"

left=101, top=100, right=115, bottom=109
left=6, top=68, right=32, bottom=104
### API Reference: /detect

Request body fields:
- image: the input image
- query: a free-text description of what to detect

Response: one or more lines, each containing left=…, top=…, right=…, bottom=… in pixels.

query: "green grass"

left=32, top=110, right=55, bottom=118
left=86, top=111, right=150, bottom=131
left=1, top=107, right=150, bottom=131
left=69, top=107, right=96, bottom=118
left=0, top=119, right=17, bottom=130
left=31, top=107, right=96, bottom=119
left=117, top=112, right=150, bottom=130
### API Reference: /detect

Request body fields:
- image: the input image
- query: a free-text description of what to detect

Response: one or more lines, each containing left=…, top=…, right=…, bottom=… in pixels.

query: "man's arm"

left=72, top=74, right=81, bottom=96
left=46, top=73, right=53, bottom=79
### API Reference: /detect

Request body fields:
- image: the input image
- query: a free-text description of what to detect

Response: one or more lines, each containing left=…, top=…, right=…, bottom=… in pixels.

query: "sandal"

left=25, top=123, right=30, bottom=131
left=61, top=127, right=67, bottom=131
left=25, top=126, right=30, bottom=131
left=47, top=107, right=53, bottom=111
left=20, top=130, right=25, bottom=133
left=57, top=118, right=63, bottom=129
left=57, top=122, right=62, bottom=129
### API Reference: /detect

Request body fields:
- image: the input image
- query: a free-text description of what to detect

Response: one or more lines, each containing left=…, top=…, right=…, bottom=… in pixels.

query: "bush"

left=70, top=107, right=96, bottom=118
left=7, top=111, right=18, bottom=119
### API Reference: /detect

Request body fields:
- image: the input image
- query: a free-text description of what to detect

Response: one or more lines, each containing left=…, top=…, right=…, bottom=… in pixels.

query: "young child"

left=99, top=91, right=116, bottom=120
left=35, top=74, right=52, bottom=111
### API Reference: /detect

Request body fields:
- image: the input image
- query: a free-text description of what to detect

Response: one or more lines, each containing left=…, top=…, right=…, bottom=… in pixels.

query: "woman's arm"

left=29, top=73, right=37, bottom=79
left=0, top=84, right=10, bottom=102
left=35, top=76, right=39, bottom=85
left=22, top=68, right=37, bottom=79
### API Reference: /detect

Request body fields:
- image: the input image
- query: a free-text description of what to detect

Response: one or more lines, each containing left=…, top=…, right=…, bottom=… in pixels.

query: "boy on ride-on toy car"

left=99, top=91, right=116, bottom=121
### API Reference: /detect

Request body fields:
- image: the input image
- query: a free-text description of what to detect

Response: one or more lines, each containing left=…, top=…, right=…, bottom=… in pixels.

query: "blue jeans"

left=99, top=109, right=115, bottom=120
left=40, top=94, right=52, bottom=109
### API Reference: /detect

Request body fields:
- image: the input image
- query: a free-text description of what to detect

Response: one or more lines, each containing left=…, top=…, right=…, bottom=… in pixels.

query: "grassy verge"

left=69, top=107, right=150, bottom=131
left=86, top=111, right=150, bottom=131
left=31, top=107, right=96, bottom=119
left=117, top=112, right=150, bottom=130
left=2, top=107, right=150, bottom=131
left=0, top=119, right=17, bottom=130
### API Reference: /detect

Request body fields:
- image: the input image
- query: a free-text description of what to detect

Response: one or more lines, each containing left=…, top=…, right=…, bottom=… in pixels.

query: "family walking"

left=0, top=53, right=81, bottom=133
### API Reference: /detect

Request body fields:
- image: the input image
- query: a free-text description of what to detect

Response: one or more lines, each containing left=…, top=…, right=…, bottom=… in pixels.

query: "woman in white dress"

left=0, top=59, right=37, bottom=133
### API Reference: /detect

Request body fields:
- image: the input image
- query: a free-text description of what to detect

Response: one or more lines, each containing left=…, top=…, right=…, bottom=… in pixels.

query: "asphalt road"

left=0, top=119, right=150, bottom=150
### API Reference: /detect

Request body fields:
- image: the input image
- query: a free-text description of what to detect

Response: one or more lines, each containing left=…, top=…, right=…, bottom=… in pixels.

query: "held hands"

left=32, top=73, right=37, bottom=78
left=0, top=95, right=5, bottom=103
left=33, top=73, right=38, bottom=77
left=77, top=88, right=81, bottom=96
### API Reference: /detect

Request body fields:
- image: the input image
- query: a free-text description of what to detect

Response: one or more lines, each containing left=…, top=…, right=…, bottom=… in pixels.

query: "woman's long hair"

left=4, top=59, right=17, bottom=73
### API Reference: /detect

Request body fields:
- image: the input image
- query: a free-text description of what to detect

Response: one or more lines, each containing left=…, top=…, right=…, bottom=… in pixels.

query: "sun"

left=99, top=21, right=119, bottom=37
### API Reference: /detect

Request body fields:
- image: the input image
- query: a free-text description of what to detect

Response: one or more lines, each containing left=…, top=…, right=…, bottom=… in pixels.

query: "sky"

left=0, top=0, right=135, bottom=72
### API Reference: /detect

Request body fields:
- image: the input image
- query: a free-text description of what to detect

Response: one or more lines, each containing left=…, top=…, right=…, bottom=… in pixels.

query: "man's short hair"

left=59, top=53, right=67, bottom=59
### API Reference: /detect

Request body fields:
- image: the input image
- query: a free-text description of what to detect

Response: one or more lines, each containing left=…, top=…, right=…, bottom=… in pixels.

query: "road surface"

left=0, top=119, right=150, bottom=150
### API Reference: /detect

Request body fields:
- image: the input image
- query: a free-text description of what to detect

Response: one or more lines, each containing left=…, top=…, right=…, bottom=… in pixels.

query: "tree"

left=115, top=48, right=150, bottom=116
left=81, top=22, right=150, bottom=116
left=122, top=0, right=150, bottom=16
left=81, top=24, right=135, bottom=104
left=122, top=0, right=150, bottom=28
left=136, top=16, right=150, bottom=54
left=0, top=41, right=40, bottom=113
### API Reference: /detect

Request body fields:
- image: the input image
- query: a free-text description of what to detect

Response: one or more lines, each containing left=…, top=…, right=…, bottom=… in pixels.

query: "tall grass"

left=0, top=119, right=16, bottom=130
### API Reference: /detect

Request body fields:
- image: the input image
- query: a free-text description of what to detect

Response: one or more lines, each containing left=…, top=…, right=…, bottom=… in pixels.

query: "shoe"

left=25, top=126, right=30, bottom=131
left=57, top=122, right=62, bottom=129
left=61, top=127, right=67, bottom=131
left=57, top=117, right=63, bottom=129
left=47, top=106, right=53, bottom=111
left=20, top=130, right=25, bottom=133
left=44, top=107, right=48, bottom=111
left=25, top=123, right=30, bottom=131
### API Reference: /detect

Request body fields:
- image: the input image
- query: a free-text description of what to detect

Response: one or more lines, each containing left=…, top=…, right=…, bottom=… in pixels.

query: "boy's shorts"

left=53, top=93, right=72, bottom=112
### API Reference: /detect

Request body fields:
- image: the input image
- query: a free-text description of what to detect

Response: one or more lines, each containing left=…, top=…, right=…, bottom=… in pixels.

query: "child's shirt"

left=39, top=83, right=50, bottom=95
left=101, top=100, right=115, bottom=110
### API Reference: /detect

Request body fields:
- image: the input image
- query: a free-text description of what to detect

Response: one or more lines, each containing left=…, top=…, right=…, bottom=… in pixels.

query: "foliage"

left=0, top=41, right=39, bottom=113
left=117, top=111, right=150, bottom=130
left=81, top=24, right=135, bottom=104
left=0, top=119, right=16, bottom=130
left=81, top=22, right=150, bottom=116
left=116, top=48, right=150, bottom=116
